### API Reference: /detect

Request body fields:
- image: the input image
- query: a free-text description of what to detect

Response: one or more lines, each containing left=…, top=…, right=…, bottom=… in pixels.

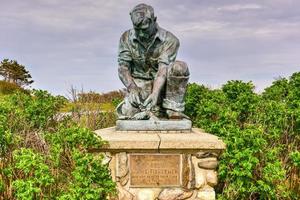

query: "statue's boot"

left=163, top=61, right=190, bottom=119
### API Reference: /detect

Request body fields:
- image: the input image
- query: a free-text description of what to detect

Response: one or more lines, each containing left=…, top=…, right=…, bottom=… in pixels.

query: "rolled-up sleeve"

left=158, top=35, right=180, bottom=65
left=118, top=31, right=132, bottom=67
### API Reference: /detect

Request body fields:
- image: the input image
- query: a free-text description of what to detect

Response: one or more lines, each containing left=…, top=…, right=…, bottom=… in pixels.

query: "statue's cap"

left=130, top=4, right=155, bottom=27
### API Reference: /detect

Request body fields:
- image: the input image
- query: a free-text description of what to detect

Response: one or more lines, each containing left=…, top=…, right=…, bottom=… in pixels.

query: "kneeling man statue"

left=117, top=3, right=190, bottom=120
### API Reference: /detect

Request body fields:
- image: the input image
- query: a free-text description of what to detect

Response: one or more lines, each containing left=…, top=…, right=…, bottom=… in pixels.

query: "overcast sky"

left=1, top=0, right=299, bottom=95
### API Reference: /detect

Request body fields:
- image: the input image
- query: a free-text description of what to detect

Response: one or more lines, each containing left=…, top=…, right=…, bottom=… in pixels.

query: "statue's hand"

left=143, top=92, right=159, bottom=110
left=132, top=111, right=150, bottom=120
left=128, top=87, right=142, bottom=107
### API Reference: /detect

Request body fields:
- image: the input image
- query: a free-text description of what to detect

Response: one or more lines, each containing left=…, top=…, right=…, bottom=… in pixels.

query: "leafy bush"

left=12, top=148, right=54, bottom=200
left=185, top=72, right=300, bottom=200
left=0, top=90, right=115, bottom=199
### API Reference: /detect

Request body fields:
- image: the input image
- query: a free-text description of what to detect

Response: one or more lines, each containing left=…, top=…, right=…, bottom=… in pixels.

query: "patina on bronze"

left=117, top=3, right=190, bottom=120
left=129, top=154, right=182, bottom=187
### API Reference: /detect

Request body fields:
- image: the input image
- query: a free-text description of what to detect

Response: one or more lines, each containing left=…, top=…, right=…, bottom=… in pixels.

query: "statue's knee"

left=168, top=61, right=190, bottom=77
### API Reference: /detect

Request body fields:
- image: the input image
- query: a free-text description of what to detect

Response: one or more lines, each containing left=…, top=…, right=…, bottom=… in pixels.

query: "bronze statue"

left=117, top=3, right=189, bottom=120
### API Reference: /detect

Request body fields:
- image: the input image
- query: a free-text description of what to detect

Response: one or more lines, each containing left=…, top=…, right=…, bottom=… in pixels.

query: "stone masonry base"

left=94, top=127, right=225, bottom=200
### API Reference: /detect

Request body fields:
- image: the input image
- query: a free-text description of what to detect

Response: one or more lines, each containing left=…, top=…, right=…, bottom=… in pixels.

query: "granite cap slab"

left=116, top=119, right=192, bottom=131
left=94, top=127, right=226, bottom=153
left=94, top=127, right=160, bottom=151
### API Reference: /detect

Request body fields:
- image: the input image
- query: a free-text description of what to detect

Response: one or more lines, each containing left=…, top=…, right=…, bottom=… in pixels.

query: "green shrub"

left=185, top=72, right=300, bottom=200
left=12, top=148, right=54, bottom=200
left=8, top=90, right=67, bottom=129
left=0, top=90, right=115, bottom=199
left=290, top=151, right=300, bottom=168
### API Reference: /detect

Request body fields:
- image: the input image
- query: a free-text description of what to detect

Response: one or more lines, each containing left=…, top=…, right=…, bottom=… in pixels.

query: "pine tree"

left=0, top=59, right=34, bottom=87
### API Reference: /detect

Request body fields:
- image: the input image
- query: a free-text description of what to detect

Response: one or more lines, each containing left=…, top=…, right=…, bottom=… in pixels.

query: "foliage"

left=0, top=90, right=115, bottom=199
left=185, top=73, right=300, bottom=200
left=61, top=88, right=120, bottom=130
left=57, top=149, right=115, bottom=200
left=111, top=98, right=123, bottom=108
left=0, top=59, right=34, bottom=87
left=0, top=80, right=28, bottom=95
left=12, top=148, right=54, bottom=200
left=8, top=90, right=67, bottom=129
left=77, top=90, right=124, bottom=104
left=75, top=111, right=117, bottom=131
left=290, top=151, right=300, bottom=168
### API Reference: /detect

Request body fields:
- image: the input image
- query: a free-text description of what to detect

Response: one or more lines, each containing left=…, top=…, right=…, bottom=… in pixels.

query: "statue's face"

left=133, top=17, right=156, bottom=42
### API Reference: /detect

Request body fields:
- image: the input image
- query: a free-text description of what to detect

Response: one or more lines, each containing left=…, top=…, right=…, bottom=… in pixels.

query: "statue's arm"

left=143, top=63, right=167, bottom=109
left=152, top=63, right=167, bottom=96
left=118, top=65, right=137, bottom=91
left=144, top=34, right=179, bottom=109
left=153, top=34, right=180, bottom=95
left=118, top=31, right=138, bottom=91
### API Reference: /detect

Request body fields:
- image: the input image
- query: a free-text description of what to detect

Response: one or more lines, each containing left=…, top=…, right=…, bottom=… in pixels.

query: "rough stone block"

left=157, top=188, right=193, bottom=200
left=197, top=186, right=215, bottom=200
left=206, top=170, right=218, bottom=187
left=198, top=157, right=218, bottom=169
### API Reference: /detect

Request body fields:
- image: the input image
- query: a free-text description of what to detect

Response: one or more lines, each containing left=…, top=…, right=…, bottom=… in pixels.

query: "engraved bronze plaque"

left=129, top=154, right=181, bottom=187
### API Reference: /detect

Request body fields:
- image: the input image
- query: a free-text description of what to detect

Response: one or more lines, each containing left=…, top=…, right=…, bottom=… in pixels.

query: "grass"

left=60, top=102, right=115, bottom=113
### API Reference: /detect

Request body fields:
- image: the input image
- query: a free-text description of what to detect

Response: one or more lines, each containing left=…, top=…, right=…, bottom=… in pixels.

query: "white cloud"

left=217, top=4, right=263, bottom=12
left=171, top=18, right=300, bottom=41
left=173, top=21, right=227, bottom=34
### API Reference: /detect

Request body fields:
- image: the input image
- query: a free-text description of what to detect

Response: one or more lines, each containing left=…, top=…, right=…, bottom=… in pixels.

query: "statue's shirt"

left=118, top=26, right=179, bottom=80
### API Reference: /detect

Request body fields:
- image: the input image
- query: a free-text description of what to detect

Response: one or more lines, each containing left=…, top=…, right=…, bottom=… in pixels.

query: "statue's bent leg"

left=163, top=60, right=190, bottom=119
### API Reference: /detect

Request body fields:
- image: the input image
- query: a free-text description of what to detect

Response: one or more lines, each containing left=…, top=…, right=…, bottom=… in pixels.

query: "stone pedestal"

left=94, top=124, right=225, bottom=200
